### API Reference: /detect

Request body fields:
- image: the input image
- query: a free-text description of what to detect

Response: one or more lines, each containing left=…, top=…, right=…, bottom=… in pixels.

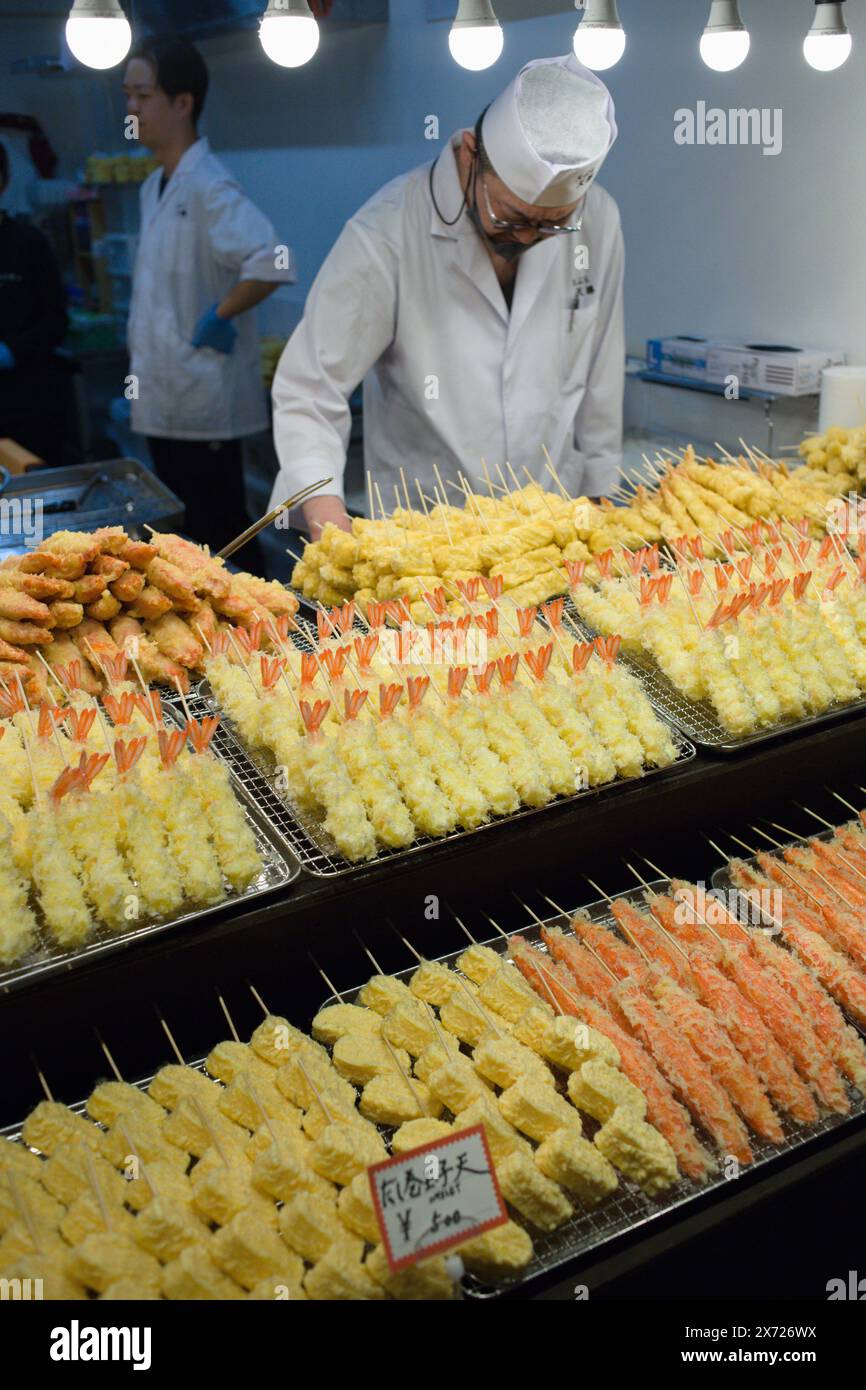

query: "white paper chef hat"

left=480, top=54, right=617, bottom=208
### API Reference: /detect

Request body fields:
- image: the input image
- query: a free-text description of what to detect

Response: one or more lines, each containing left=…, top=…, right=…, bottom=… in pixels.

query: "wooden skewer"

left=95, top=1030, right=123, bottom=1082
left=34, top=648, right=66, bottom=697
left=117, top=1119, right=160, bottom=1201
left=399, top=466, right=412, bottom=515
left=217, top=994, right=241, bottom=1044
left=623, top=865, right=698, bottom=959
left=796, top=815, right=866, bottom=894
left=7, top=1171, right=42, bottom=1254
left=727, top=831, right=758, bottom=856
left=194, top=622, right=213, bottom=656
left=391, top=926, right=423, bottom=965
left=729, top=830, right=826, bottom=914
left=525, top=947, right=584, bottom=1017
left=311, top=957, right=347, bottom=1006
left=578, top=934, right=619, bottom=983
left=32, top=1057, right=53, bottom=1102
left=483, top=912, right=509, bottom=942
left=829, top=789, right=859, bottom=816
left=424, top=1002, right=455, bottom=1054
left=224, top=630, right=260, bottom=697
left=373, top=479, right=388, bottom=526
left=495, top=463, right=522, bottom=522
left=83, top=638, right=110, bottom=687
left=414, top=477, right=430, bottom=520
left=158, top=1014, right=186, bottom=1066
left=296, top=1057, right=333, bottom=1127
left=128, top=652, right=152, bottom=706
left=451, top=913, right=478, bottom=946
left=703, top=834, right=732, bottom=864
left=46, top=707, right=69, bottom=769
left=796, top=802, right=835, bottom=831
left=539, top=892, right=574, bottom=922
left=21, top=735, right=44, bottom=813
left=624, top=859, right=663, bottom=900
left=584, top=875, right=616, bottom=908
left=381, top=1034, right=431, bottom=1115
left=521, top=466, right=558, bottom=523
left=755, top=823, right=857, bottom=910
left=606, top=907, right=651, bottom=966
left=190, top=1096, right=229, bottom=1168
left=541, top=445, right=571, bottom=502
left=352, top=932, right=387, bottom=977
left=241, top=1074, right=282, bottom=1153
left=453, top=965, right=502, bottom=1038
left=83, top=1143, right=112, bottom=1232
left=480, top=457, right=496, bottom=499
left=248, top=982, right=271, bottom=1017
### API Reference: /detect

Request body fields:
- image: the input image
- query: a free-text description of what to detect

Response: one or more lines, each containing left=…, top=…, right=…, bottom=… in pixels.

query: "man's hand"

left=303, top=494, right=352, bottom=537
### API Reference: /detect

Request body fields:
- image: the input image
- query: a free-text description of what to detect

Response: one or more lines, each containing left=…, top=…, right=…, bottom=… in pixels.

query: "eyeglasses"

left=477, top=168, right=583, bottom=237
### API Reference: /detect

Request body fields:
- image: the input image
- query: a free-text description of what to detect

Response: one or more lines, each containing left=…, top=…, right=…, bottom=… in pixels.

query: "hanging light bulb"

left=572, top=0, right=626, bottom=72
left=803, top=1, right=852, bottom=70
left=700, top=0, right=750, bottom=71
left=449, top=0, right=504, bottom=71
left=65, top=0, right=132, bottom=71
left=259, top=0, right=321, bottom=69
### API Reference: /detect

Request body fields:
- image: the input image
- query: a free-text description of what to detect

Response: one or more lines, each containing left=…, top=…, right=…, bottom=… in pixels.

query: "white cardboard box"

left=704, top=344, right=845, bottom=396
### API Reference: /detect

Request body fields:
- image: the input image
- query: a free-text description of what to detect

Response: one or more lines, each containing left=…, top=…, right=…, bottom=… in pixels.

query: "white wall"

left=2, top=0, right=864, bottom=365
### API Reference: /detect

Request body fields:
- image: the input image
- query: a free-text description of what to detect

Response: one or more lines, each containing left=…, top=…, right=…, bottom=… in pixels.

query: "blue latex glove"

left=191, top=304, right=237, bottom=355
left=0, top=343, right=15, bottom=372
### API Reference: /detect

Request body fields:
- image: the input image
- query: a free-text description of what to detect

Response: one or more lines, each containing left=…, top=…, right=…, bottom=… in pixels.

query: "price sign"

left=368, top=1124, right=508, bottom=1274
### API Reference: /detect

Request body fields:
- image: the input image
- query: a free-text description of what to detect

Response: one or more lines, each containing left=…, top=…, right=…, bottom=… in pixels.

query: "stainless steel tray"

left=189, top=681, right=695, bottom=879
left=563, top=594, right=866, bottom=755
left=0, top=764, right=300, bottom=997
left=320, top=881, right=866, bottom=1298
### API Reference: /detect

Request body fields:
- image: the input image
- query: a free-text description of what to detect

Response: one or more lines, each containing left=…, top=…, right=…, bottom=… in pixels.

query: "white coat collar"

left=427, top=132, right=561, bottom=337
left=169, top=136, right=211, bottom=182
left=143, top=137, right=210, bottom=231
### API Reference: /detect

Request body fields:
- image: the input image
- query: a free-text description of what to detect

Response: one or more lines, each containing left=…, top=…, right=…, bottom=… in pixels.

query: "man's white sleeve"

left=205, top=177, right=292, bottom=284
left=573, top=202, right=625, bottom=498
left=269, top=217, right=398, bottom=509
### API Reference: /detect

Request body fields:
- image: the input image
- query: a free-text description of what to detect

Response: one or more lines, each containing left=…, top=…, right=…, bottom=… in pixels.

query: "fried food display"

left=0, top=688, right=263, bottom=967
left=0, top=527, right=299, bottom=698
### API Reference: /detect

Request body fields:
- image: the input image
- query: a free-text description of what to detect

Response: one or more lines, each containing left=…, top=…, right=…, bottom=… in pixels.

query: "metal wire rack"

left=563, top=594, right=866, bottom=755
left=0, top=769, right=299, bottom=997
left=187, top=681, right=695, bottom=879
left=324, top=882, right=865, bottom=1298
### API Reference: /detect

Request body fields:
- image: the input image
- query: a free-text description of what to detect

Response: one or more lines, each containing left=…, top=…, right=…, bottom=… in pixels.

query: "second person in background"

left=125, top=34, right=293, bottom=571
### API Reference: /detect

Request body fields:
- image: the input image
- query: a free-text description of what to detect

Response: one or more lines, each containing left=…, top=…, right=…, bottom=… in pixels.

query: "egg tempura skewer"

left=27, top=751, right=93, bottom=948
left=183, top=716, right=262, bottom=893
left=0, top=729, right=38, bottom=964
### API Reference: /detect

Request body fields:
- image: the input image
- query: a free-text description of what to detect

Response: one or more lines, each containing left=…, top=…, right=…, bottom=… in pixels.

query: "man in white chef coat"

left=125, top=35, right=292, bottom=565
left=270, top=53, right=623, bottom=538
